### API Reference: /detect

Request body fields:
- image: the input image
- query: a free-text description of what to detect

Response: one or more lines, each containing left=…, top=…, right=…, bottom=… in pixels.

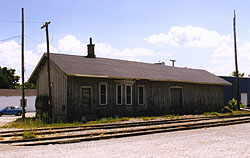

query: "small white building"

left=0, top=89, right=36, bottom=112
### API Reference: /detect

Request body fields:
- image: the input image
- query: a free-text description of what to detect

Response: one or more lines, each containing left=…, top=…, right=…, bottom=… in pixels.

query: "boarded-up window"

left=138, top=86, right=144, bottom=105
left=126, top=85, right=132, bottom=105
left=99, top=83, right=107, bottom=105
left=116, top=85, right=122, bottom=105
left=170, top=87, right=183, bottom=108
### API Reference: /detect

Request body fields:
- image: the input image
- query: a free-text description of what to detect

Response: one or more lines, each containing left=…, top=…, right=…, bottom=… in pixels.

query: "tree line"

left=0, top=66, right=35, bottom=89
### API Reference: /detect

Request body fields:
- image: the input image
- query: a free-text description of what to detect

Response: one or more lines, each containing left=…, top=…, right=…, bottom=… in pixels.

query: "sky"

left=1, top=0, right=250, bottom=81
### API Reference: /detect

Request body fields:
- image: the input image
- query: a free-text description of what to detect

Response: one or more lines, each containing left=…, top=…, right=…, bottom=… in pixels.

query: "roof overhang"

left=68, top=73, right=231, bottom=86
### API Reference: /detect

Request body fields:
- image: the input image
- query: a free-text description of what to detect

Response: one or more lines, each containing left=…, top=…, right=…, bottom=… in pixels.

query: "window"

left=125, top=85, right=132, bottom=105
left=99, top=83, right=107, bottom=105
left=138, top=86, right=144, bottom=105
left=116, top=84, right=123, bottom=105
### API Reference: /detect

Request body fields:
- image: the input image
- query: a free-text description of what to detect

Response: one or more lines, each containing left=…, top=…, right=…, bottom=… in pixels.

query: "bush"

left=37, top=112, right=49, bottom=123
left=228, top=98, right=246, bottom=110
left=228, top=98, right=237, bottom=110
left=35, top=95, right=51, bottom=122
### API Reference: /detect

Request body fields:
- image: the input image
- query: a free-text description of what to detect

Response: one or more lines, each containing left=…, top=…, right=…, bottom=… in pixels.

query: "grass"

left=87, top=117, right=130, bottom=124
left=2, top=110, right=250, bottom=129
left=3, top=118, right=83, bottom=129
left=23, top=131, right=37, bottom=139
left=2, top=117, right=131, bottom=129
left=203, top=112, right=221, bottom=116
left=140, top=115, right=180, bottom=121
left=203, top=110, right=250, bottom=117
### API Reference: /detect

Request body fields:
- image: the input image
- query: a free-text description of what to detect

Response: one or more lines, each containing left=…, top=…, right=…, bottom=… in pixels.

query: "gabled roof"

left=29, top=53, right=231, bottom=86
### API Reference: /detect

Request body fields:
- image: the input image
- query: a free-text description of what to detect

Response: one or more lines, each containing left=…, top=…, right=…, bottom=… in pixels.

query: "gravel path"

left=1, top=122, right=250, bottom=158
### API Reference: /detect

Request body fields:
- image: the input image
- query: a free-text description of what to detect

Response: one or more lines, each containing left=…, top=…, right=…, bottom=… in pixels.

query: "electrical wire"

left=0, top=35, right=21, bottom=42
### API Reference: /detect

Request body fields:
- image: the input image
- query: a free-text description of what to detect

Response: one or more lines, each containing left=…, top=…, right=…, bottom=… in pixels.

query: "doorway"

left=170, top=87, right=183, bottom=111
left=81, top=87, right=92, bottom=110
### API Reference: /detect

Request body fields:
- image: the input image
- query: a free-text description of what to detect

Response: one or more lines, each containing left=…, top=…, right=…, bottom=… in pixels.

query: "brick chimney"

left=86, top=37, right=96, bottom=58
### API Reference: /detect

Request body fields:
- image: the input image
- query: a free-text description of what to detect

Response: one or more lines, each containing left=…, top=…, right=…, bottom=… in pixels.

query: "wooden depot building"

left=29, top=38, right=231, bottom=122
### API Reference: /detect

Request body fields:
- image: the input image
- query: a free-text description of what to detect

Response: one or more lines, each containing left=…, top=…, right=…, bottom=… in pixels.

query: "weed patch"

left=23, top=131, right=36, bottom=139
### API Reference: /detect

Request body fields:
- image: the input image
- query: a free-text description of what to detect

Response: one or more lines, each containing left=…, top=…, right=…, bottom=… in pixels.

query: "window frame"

left=138, top=85, right=145, bottom=105
left=99, top=83, right=108, bottom=105
left=116, top=84, right=123, bottom=105
left=125, top=84, right=133, bottom=105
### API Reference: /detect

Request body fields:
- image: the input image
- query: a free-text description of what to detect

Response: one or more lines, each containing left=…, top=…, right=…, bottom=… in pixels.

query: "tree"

left=231, top=71, right=245, bottom=77
left=15, top=82, right=36, bottom=89
left=0, top=67, right=20, bottom=89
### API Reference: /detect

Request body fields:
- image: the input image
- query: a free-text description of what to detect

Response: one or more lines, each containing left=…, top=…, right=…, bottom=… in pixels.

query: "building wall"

left=66, top=77, right=225, bottom=121
left=36, top=60, right=67, bottom=121
left=0, top=96, right=36, bottom=112
left=67, top=77, right=149, bottom=120
left=147, top=82, right=224, bottom=114
left=220, top=76, right=250, bottom=106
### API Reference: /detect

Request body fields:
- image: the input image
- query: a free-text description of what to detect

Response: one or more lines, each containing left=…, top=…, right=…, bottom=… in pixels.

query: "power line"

left=0, top=20, right=21, bottom=24
left=0, top=19, right=48, bottom=24
left=24, top=34, right=44, bottom=44
left=0, top=35, right=21, bottom=42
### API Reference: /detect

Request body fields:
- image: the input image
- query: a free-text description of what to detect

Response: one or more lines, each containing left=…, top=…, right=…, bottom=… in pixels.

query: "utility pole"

left=233, top=10, right=240, bottom=110
left=170, top=59, right=176, bottom=67
left=41, top=21, right=52, bottom=120
left=21, top=8, right=26, bottom=119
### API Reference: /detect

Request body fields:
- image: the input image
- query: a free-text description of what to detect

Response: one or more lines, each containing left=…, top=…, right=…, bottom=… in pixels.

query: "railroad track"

left=1, top=113, right=249, bottom=136
left=0, top=116, right=220, bottom=137
left=0, top=114, right=250, bottom=146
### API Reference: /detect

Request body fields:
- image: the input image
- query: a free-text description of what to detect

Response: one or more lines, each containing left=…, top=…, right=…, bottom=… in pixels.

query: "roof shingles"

left=43, top=53, right=230, bottom=86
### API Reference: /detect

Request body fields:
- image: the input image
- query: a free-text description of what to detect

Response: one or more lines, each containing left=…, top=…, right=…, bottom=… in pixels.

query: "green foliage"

left=240, top=103, right=247, bottom=109
left=15, top=82, right=36, bottom=89
left=228, top=98, right=238, bottom=110
left=228, top=98, right=246, bottom=110
left=0, top=66, right=20, bottom=89
left=4, top=110, right=250, bottom=129
left=23, top=131, right=36, bottom=139
left=35, top=95, right=50, bottom=122
left=3, top=117, right=83, bottom=129
left=87, top=117, right=130, bottom=124
left=231, top=71, right=245, bottom=77
left=37, top=112, right=49, bottom=122
left=203, top=112, right=220, bottom=116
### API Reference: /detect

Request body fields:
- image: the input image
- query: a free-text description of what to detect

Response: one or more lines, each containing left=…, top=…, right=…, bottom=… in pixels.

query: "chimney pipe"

left=86, top=37, right=96, bottom=58
left=170, top=59, right=176, bottom=67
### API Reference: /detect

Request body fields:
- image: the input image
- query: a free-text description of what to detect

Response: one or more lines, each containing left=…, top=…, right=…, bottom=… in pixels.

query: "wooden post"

left=41, top=21, right=52, bottom=121
left=233, top=10, right=240, bottom=110
left=21, top=8, right=26, bottom=119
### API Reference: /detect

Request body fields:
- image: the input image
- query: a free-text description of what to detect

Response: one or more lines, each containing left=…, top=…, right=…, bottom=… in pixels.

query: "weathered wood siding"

left=66, top=77, right=224, bottom=121
left=36, top=60, right=67, bottom=121
left=67, top=77, right=148, bottom=120
left=148, top=82, right=224, bottom=114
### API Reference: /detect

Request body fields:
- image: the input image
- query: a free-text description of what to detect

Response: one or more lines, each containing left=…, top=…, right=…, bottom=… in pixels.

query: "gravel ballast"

left=0, top=122, right=250, bottom=158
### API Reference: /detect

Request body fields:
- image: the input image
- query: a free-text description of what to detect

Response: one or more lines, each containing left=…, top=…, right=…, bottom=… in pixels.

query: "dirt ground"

left=0, top=112, right=35, bottom=127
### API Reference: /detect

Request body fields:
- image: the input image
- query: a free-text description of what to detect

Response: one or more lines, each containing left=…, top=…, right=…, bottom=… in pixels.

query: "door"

left=81, top=87, right=92, bottom=110
left=170, top=88, right=183, bottom=111
left=241, top=93, right=248, bottom=106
